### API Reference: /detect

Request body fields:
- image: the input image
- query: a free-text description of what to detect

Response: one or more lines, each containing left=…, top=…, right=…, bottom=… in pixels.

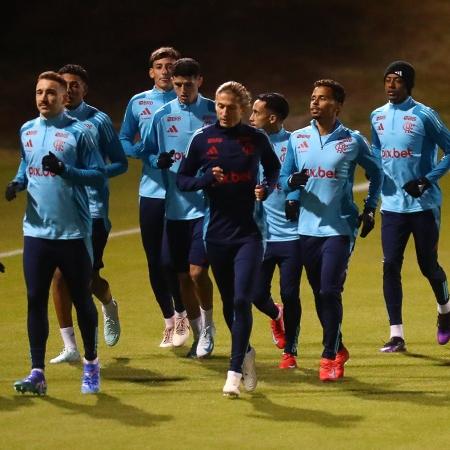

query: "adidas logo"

left=377, top=123, right=384, bottom=131
left=140, top=108, right=152, bottom=116
left=25, top=139, right=33, bottom=148
left=167, top=125, right=178, bottom=133
left=207, top=145, right=219, bottom=158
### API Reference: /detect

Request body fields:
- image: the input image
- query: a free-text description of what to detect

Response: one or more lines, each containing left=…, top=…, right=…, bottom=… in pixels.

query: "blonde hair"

left=216, top=81, right=252, bottom=112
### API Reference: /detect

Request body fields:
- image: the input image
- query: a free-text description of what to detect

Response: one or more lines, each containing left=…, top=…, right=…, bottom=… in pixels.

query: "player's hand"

left=288, top=169, right=309, bottom=189
left=358, top=206, right=375, bottom=238
left=255, top=184, right=267, bottom=201
left=5, top=181, right=20, bottom=201
left=285, top=200, right=300, bottom=221
left=157, top=150, right=175, bottom=169
left=402, top=177, right=431, bottom=198
left=42, top=151, right=65, bottom=175
left=212, top=166, right=224, bottom=183
left=0, top=262, right=4, bottom=273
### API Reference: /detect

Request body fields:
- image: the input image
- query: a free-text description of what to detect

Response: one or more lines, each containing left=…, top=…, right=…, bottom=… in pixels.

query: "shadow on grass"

left=245, top=393, right=363, bottom=427
left=45, top=393, right=172, bottom=427
left=0, top=395, right=36, bottom=412
left=401, top=351, right=450, bottom=366
left=101, top=357, right=188, bottom=385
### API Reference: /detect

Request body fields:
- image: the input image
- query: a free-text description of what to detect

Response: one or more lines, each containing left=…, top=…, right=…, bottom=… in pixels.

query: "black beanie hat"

left=384, top=61, right=415, bottom=94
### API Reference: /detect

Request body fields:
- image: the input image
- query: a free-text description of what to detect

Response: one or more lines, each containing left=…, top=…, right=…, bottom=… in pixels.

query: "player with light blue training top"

left=45, top=64, right=127, bottom=365
left=280, top=79, right=383, bottom=382
left=249, top=93, right=302, bottom=371
left=120, top=47, right=188, bottom=349
left=5, top=71, right=105, bottom=395
left=371, top=61, right=450, bottom=353
left=143, top=58, right=216, bottom=359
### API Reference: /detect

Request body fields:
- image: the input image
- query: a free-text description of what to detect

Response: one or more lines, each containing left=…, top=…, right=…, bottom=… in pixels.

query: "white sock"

left=390, top=324, right=404, bottom=339
left=60, top=327, right=77, bottom=350
left=200, top=307, right=214, bottom=328
left=32, top=368, right=44, bottom=374
left=102, top=298, right=116, bottom=314
left=437, top=299, right=450, bottom=314
left=83, top=357, right=98, bottom=365
left=175, top=310, right=187, bottom=319
left=164, top=316, right=175, bottom=329
left=190, top=316, right=202, bottom=340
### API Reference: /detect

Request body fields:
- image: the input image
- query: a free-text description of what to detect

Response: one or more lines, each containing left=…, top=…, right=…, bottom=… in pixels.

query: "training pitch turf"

left=1, top=151, right=449, bottom=450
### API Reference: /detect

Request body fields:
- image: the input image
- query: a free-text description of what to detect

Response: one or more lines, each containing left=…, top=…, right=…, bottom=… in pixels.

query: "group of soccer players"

left=6, top=46, right=450, bottom=397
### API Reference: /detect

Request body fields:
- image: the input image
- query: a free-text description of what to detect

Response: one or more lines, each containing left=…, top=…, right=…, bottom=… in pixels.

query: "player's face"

left=36, top=79, right=67, bottom=118
left=150, top=57, right=176, bottom=91
left=60, top=73, right=87, bottom=109
left=173, top=75, right=202, bottom=104
left=310, top=86, right=341, bottom=122
left=249, top=100, right=273, bottom=131
left=384, top=74, right=409, bottom=104
left=215, top=91, right=243, bottom=128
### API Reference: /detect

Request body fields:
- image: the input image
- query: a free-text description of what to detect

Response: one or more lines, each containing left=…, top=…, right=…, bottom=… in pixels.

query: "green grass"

left=1, top=150, right=450, bottom=450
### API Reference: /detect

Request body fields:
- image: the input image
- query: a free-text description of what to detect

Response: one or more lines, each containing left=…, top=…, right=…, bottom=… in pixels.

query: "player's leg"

left=91, top=218, right=120, bottom=346
left=58, top=239, right=99, bottom=394
left=14, top=237, right=56, bottom=395
left=380, top=211, right=411, bottom=352
left=140, top=197, right=178, bottom=344
left=411, top=209, right=450, bottom=344
left=50, top=269, right=80, bottom=363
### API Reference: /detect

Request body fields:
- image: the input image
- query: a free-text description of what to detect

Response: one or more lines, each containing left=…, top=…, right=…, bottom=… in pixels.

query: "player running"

left=280, top=79, right=383, bottom=381
left=120, top=47, right=189, bottom=349
left=371, top=61, right=450, bottom=352
left=249, top=93, right=302, bottom=369
left=48, top=64, right=128, bottom=364
left=6, top=71, right=105, bottom=394
left=143, top=58, right=216, bottom=358
left=177, top=81, right=280, bottom=396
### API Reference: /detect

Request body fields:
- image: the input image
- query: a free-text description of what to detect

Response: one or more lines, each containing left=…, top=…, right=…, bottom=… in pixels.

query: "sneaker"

left=380, top=336, right=406, bottom=353
left=279, top=352, right=297, bottom=369
left=103, top=300, right=120, bottom=347
left=81, top=361, right=100, bottom=394
left=437, top=312, right=450, bottom=345
left=319, top=357, right=338, bottom=382
left=159, top=327, right=174, bottom=348
left=270, top=303, right=286, bottom=349
left=186, top=340, right=198, bottom=358
left=241, top=347, right=257, bottom=392
left=49, top=347, right=81, bottom=364
left=173, top=316, right=190, bottom=347
left=14, top=369, right=47, bottom=395
left=335, top=346, right=350, bottom=378
left=223, top=371, right=242, bottom=397
left=196, top=325, right=215, bottom=358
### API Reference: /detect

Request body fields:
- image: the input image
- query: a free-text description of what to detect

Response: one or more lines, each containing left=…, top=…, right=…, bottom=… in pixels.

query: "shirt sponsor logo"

left=220, top=170, right=252, bottom=184
left=139, top=100, right=153, bottom=105
left=53, top=140, right=65, bottom=152
left=28, top=166, right=56, bottom=177
left=381, top=148, right=413, bottom=158
left=206, top=145, right=219, bottom=159
left=26, top=130, right=37, bottom=136
left=55, top=132, right=69, bottom=138
left=140, top=108, right=152, bottom=117
left=167, top=116, right=181, bottom=121
left=306, top=167, right=337, bottom=179
left=403, top=122, right=414, bottom=134
left=207, top=137, right=223, bottom=144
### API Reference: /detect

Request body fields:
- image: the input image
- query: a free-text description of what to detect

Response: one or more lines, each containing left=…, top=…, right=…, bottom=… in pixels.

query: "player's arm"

left=5, top=146, right=28, bottom=201
left=119, top=99, right=146, bottom=159
left=279, top=138, right=299, bottom=193
left=258, top=134, right=281, bottom=199
left=177, top=134, right=215, bottom=191
left=97, top=113, right=128, bottom=177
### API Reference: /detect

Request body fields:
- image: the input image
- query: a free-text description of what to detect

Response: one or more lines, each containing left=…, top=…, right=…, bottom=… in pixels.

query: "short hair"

left=256, top=93, right=289, bottom=121
left=37, top=71, right=67, bottom=90
left=172, top=58, right=201, bottom=78
left=216, top=81, right=252, bottom=112
left=313, top=79, right=346, bottom=104
left=58, top=64, right=89, bottom=85
left=149, top=46, right=180, bottom=67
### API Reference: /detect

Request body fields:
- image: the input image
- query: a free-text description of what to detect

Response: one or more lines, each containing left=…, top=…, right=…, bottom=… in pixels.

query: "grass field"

left=1, top=150, right=450, bottom=450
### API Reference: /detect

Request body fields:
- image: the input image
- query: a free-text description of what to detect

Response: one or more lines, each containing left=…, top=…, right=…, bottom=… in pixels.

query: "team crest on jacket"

left=53, top=140, right=66, bottom=152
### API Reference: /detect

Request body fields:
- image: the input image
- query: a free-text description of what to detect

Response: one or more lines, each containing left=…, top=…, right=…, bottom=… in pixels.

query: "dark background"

left=1, top=0, right=449, bottom=147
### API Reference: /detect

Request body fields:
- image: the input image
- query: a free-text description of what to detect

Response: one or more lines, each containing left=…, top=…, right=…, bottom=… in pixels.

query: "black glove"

left=42, top=151, right=65, bottom=175
left=288, top=169, right=309, bottom=189
left=157, top=150, right=175, bottom=169
left=5, top=181, right=19, bottom=201
left=0, top=262, right=4, bottom=273
left=358, top=206, right=375, bottom=238
left=285, top=200, right=300, bottom=221
left=402, top=177, right=431, bottom=198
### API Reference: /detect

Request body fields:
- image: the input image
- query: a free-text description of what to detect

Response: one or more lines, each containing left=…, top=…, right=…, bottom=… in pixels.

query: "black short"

left=92, top=218, right=109, bottom=271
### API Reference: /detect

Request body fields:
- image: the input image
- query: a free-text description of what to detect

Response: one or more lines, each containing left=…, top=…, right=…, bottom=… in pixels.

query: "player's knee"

left=383, top=259, right=401, bottom=277
left=189, top=265, right=206, bottom=284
